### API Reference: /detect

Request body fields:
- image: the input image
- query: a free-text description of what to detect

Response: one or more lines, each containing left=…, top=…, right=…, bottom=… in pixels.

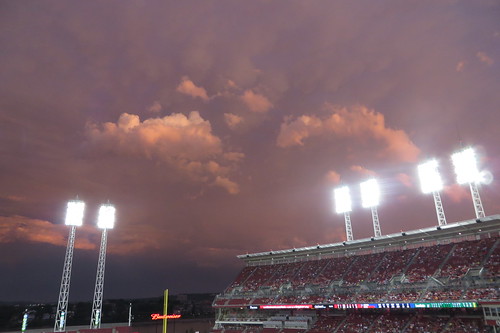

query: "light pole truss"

left=371, top=206, right=382, bottom=237
left=432, top=191, right=447, bottom=226
left=90, top=228, right=108, bottom=329
left=54, top=225, right=77, bottom=332
left=469, top=182, right=485, bottom=219
left=344, top=212, right=353, bottom=241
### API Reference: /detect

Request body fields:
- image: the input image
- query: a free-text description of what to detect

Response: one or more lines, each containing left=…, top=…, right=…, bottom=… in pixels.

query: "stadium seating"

left=368, top=313, right=411, bottom=332
left=404, top=315, right=450, bottom=333
left=438, top=238, right=496, bottom=280
left=368, top=248, right=417, bottom=284
left=404, top=243, right=454, bottom=283
left=213, top=233, right=499, bottom=333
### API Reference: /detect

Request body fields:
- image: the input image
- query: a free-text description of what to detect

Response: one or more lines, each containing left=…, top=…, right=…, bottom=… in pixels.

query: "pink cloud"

left=277, top=115, right=323, bottom=147
left=86, top=112, right=242, bottom=194
left=476, top=52, right=494, bottom=66
left=325, top=170, right=341, bottom=185
left=396, top=173, right=414, bottom=188
left=350, top=165, right=376, bottom=177
left=148, top=101, right=162, bottom=114
left=0, top=216, right=96, bottom=250
left=277, top=104, right=420, bottom=163
left=241, top=90, right=273, bottom=113
left=214, top=176, right=240, bottom=194
left=443, top=183, right=470, bottom=203
left=176, top=76, right=210, bottom=101
left=224, top=113, right=244, bottom=130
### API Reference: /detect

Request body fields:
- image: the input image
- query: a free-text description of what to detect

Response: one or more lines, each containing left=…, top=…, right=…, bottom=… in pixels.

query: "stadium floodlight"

left=91, top=203, right=116, bottom=329
left=334, top=186, right=352, bottom=214
left=452, top=147, right=481, bottom=185
left=64, top=200, right=85, bottom=226
left=418, top=160, right=447, bottom=226
left=97, top=203, right=116, bottom=229
left=418, top=160, right=443, bottom=194
left=334, top=186, right=353, bottom=241
left=360, top=178, right=380, bottom=208
left=452, top=147, right=485, bottom=218
left=55, top=199, right=85, bottom=332
left=360, top=179, right=382, bottom=237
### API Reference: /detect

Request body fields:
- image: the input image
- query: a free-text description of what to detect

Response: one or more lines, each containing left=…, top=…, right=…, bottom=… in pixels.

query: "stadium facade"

left=212, top=215, right=500, bottom=332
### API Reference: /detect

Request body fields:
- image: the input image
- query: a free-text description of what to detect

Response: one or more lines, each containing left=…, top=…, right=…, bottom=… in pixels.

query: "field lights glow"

left=452, top=147, right=481, bottom=184
left=360, top=179, right=380, bottom=208
left=418, top=159, right=443, bottom=194
left=334, top=186, right=352, bottom=214
left=65, top=200, right=85, bottom=226
left=97, top=204, right=116, bottom=229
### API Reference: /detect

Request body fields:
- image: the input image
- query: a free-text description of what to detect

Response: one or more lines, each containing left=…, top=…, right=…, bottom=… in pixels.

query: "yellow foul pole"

left=163, top=289, right=168, bottom=333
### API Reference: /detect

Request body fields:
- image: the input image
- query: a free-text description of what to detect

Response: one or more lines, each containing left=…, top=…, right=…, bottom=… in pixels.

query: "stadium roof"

left=238, top=215, right=500, bottom=264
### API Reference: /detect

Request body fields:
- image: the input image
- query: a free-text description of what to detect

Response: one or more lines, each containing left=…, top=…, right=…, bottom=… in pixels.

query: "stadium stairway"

left=434, top=243, right=457, bottom=278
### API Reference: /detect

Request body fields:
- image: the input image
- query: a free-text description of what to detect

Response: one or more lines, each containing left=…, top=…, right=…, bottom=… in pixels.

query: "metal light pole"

left=54, top=200, right=85, bottom=332
left=452, top=147, right=486, bottom=219
left=418, top=160, right=447, bottom=227
left=90, top=203, right=116, bottom=329
left=360, top=179, right=383, bottom=237
left=334, top=186, right=353, bottom=241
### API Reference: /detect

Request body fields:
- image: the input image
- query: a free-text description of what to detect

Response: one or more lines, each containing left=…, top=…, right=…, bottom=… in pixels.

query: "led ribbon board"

left=249, top=302, right=478, bottom=310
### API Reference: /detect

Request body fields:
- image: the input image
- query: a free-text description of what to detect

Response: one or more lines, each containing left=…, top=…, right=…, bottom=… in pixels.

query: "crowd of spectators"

left=314, top=256, right=353, bottom=286
left=443, top=317, right=486, bottom=333
left=484, top=242, right=500, bottom=278
left=405, top=315, right=449, bottom=333
left=225, top=238, right=498, bottom=296
left=368, top=249, right=417, bottom=284
left=307, top=315, right=343, bottom=333
left=335, top=314, right=377, bottom=333
left=438, top=238, right=496, bottom=280
left=421, top=289, right=463, bottom=301
left=343, top=253, right=385, bottom=286
left=464, top=287, right=499, bottom=300
left=368, top=313, right=410, bottom=333
left=292, top=260, right=329, bottom=288
left=404, top=243, right=454, bottom=283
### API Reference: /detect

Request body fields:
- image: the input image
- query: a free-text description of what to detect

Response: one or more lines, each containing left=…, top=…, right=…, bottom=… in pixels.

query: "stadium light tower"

left=54, top=200, right=85, bottom=332
left=90, top=203, right=116, bottom=329
left=334, top=186, right=353, bottom=241
left=452, top=147, right=485, bottom=219
left=418, top=159, right=447, bottom=226
left=360, top=178, right=382, bottom=237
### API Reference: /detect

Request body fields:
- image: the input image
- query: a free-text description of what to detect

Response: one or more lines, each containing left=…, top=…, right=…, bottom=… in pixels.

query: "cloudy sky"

left=1, top=1, right=499, bottom=302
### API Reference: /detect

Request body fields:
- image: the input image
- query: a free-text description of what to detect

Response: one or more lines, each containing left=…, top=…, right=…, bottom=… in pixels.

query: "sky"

left=0, top=0, right=499, bottom=303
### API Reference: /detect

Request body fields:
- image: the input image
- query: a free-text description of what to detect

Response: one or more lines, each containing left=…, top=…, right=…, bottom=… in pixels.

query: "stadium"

left=211, top=215, right=500, bottom=333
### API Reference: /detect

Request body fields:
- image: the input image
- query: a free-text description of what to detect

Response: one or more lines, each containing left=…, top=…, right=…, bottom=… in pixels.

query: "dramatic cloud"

left=350, top=165, right=377, bottom=177
left=176, top=76, right=210, bottom=101
left=0, top=216, right=95, bottom=250
left=444, top=184, right=470, bottom=204
left=241, top=90, right=273, bottom=113
left=148, top=101, right=162, bottom=114
left=396, top=173, right=414, bottom=188
left=86, top=112, right=241, bottom=193
left=214, top=176, right=240, bottom=195
left=224, top=113, right=244, bottom=130
left=277, top=104, right=421, bottom=163
left=476, top=51, right=494, bottom=66
left=0, top=216, right=165, bottom=256
left=325, top=170, right=341, bottom=185
left=1, top=0, right=499, bottom=302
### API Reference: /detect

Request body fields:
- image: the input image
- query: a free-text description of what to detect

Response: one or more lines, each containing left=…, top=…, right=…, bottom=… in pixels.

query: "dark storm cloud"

left=0, top=0, right=499, bottom=302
